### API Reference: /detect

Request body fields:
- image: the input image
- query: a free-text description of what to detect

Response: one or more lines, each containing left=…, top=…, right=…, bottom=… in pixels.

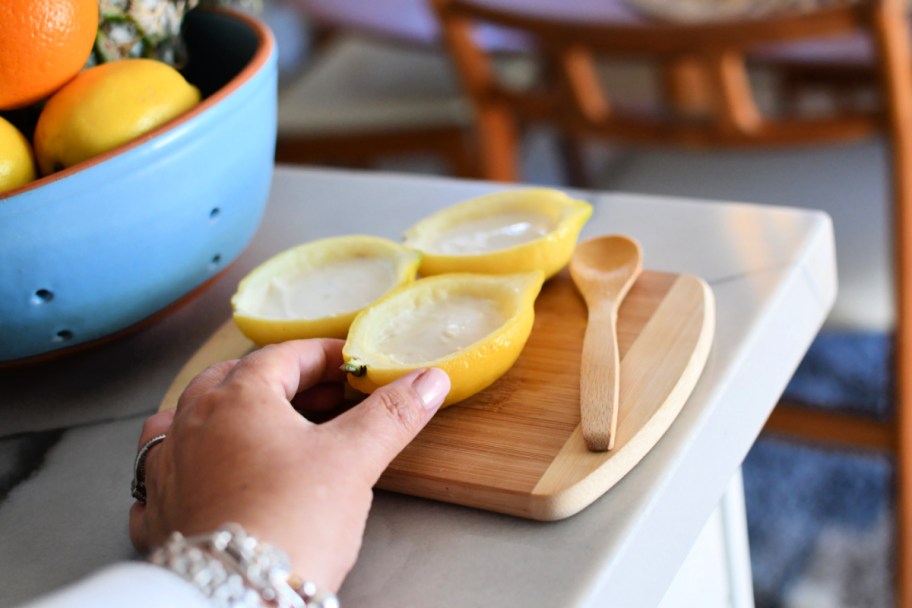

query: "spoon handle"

left=580, top=304, right=620, bottom=451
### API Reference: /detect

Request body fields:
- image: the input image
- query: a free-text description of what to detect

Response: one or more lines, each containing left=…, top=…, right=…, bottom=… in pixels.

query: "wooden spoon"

left=569, top=235, right=643, bottom=452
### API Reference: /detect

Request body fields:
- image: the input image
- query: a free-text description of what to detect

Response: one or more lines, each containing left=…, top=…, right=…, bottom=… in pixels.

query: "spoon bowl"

left=571, top=236, right=643, bottom=300
left=570, top=235, right=643, bottom=451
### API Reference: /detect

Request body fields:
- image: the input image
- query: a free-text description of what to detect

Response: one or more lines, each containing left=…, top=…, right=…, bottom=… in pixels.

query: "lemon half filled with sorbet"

left=342, top=271, right=545, bottom=407
left=232, top=236, right=422, bottom=344
left=403, top=188, right=592, bottom=278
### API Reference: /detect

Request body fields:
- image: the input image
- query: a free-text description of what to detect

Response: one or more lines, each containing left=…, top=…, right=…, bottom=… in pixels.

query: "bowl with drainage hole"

left=0, top=8, right=277, bottom=363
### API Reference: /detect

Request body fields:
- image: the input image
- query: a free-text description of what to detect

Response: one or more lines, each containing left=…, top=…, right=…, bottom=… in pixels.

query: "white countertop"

left=0, top=166, right=836, bottom=607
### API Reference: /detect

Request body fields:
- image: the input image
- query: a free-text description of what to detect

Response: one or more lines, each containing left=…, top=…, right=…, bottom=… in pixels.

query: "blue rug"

left=782, top=331, right=892, bottom=420
left=743, top=330, right=894, bottom=607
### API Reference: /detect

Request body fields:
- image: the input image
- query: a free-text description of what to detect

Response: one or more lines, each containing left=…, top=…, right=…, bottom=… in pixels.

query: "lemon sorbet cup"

left=342, top=271, right=545, bottom=408
left=403, top=188, right=593, bottom=279
left=231, top=235, right=422, bottom=344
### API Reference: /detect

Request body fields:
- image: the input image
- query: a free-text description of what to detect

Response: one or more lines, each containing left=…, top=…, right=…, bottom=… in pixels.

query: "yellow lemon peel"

left=342, top=271, right=545, bottom=407
left=403, top=188, right=592, bottom=279
left=232, top=236, right=422, bottom=344
left=34, top=58, right=200, bottom=174
left=0, top=116, right=36, bottom=195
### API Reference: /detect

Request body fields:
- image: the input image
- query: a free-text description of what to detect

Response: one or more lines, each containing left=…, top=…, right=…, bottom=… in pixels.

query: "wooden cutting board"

left=158, top=269, right=714, bottom=521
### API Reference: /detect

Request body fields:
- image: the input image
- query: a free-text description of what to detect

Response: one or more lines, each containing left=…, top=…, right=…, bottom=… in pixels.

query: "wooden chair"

left=431, top=0, right=912, bottom=604
left=275, top=0, right=552, bottom=178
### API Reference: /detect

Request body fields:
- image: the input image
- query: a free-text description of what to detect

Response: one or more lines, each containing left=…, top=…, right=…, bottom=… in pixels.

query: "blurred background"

left=256, top=1, right=900, bottom=605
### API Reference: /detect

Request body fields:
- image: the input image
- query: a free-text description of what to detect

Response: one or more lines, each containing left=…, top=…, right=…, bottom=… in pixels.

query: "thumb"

left=331, top=368, right=450, bottom=482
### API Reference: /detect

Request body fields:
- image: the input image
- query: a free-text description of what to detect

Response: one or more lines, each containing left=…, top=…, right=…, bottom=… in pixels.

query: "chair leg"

left=661, top=56, right=713, bottom=117
left=872, top=6, right=912, bottom=607
left=899, top=386, right=912, bottom=608
left=894, top=124, right=912, bottom=608
left=474, top=106, right=521, bottom=182
left=556, top=134, right=591, bottom=189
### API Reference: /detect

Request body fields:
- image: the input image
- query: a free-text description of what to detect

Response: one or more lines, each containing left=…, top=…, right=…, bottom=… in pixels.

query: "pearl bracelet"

left=148, top=523, right=339, bottom=608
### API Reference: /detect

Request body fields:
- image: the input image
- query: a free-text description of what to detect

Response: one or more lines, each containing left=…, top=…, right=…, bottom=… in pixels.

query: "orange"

left=0, top=0, right=98, bottom=110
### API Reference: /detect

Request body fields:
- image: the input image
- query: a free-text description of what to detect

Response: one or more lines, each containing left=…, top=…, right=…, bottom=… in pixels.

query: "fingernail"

left=411, top=368, right=451, bottom=411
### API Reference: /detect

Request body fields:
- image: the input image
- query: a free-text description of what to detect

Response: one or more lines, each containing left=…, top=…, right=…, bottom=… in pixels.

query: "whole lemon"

left=0, top=116, right=37, bottom=195
left=34, top=59, right=201, bottom=174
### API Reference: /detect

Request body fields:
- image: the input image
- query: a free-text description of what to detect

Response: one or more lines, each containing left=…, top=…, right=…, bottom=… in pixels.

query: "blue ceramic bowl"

left=0, top=9, right=277, bottom=362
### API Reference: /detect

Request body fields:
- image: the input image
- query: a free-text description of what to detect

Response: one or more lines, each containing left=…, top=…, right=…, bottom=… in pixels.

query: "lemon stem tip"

left=340, top=360, right=367, bottom=377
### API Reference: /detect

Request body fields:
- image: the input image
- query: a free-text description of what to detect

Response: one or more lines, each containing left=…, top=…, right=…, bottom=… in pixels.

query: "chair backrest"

left=432, top=0, right=908, bottom=179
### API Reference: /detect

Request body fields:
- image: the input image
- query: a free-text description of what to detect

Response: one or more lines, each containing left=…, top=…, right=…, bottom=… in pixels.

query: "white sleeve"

left=20, top=562, right=211, bottom=608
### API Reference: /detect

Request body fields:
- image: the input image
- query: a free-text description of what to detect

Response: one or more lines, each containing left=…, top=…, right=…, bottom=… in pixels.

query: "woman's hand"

left=129, top=338, right=450, bottom=592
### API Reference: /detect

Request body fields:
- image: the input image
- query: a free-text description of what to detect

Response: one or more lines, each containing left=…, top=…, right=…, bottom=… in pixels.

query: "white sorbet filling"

left=246, top=257, right=396, bottom=319
left=377, top=295, right=505, bottom=363
left=427, top=211, right=555, bottom=254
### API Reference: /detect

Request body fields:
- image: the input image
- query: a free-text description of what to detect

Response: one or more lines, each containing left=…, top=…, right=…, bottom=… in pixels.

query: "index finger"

left=220, top=338, right=346, bottom=402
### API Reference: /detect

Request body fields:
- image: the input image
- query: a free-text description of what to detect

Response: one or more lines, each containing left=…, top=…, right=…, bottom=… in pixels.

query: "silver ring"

left=131, top=434, right=166, bottom=504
